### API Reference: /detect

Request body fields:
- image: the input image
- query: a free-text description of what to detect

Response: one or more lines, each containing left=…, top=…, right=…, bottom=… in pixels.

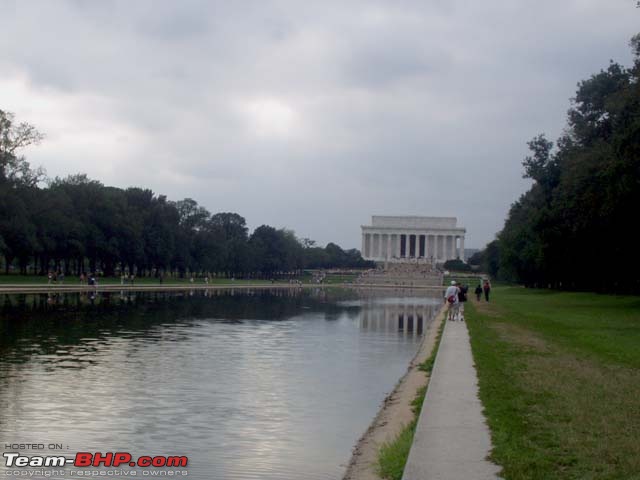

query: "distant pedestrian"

left=475, top=284, right=482, bottom=301
left=458, top=284, right=468, bottom=321
left=483, top=280, right=491, bottom=302
left=130, top=274, right=135, bottom=286
left=444, top=280, right=460, bottom=321
left=47, top=272, right=53, bottom=285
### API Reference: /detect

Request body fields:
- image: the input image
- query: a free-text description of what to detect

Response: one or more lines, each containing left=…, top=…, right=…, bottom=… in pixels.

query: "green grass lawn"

left=322, top=273, right=359, bottom=284
left=443, top=273, right=484, bottom=286
left=466, top=286, right=640, bottom=480
left=0, top=273, right=360, bottom=286
left=0, top=274, right=279, bottom=286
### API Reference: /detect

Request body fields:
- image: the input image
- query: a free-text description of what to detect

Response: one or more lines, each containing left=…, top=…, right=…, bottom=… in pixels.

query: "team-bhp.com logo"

left=3, top=452, right=188, bottom=468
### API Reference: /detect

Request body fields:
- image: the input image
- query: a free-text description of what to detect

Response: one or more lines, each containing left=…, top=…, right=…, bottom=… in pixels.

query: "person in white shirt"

left=444, top=280, right=460, bottom=321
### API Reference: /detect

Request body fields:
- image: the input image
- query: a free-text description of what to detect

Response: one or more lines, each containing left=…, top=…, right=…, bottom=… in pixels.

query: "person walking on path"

left=475, top=284, right=482, bottom=301
left=444, top=280, right=460, bottom=321
left=458, top=283, right=468, bottom=321
left=483, top=279, right=491, bottom=302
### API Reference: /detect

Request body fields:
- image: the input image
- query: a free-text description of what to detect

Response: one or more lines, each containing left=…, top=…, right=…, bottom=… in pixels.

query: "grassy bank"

left=377, top=318, right=446, bottom=480
left=0, top=275, right=274, bottom=286
left=443, top=273, right=484, bottom=286
left=0, top=273, right=359, bottom=286
left=466, top=286, right=640, bottom=479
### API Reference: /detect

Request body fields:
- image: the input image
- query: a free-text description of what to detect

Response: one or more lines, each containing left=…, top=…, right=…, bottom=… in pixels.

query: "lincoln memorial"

left=361, top=215, right=466, bottom=263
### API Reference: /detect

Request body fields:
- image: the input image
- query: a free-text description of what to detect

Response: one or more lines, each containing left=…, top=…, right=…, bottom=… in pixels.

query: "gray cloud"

left=1, top=0, right=638, bottom=249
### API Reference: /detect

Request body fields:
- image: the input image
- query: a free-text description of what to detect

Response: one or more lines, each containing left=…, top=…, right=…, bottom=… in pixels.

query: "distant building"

left=361, top=216, right=466, bottom=263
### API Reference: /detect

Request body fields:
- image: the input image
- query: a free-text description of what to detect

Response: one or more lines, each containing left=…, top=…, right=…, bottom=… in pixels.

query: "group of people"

left=444, top=278, right=492, bottom=321
left=80, top=273, right=98, bottom=286
left=47, top=271, right=65, bottom=284
left=120, top=273, right=136, bottom=285
left=444, top=280, right=468, bottom=321
left=474, top=279, right=492, bottom=302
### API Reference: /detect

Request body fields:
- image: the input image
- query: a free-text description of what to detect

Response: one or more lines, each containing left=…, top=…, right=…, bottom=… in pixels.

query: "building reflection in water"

left=355, top=289, right=441, bottom=337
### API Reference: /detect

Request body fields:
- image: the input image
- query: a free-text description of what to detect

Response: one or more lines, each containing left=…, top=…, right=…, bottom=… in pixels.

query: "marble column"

left=371, top=233, right=376, bottom=258
left=459, top=235, right=465, bottom=261
left=386, top=234, right=391, bottom=260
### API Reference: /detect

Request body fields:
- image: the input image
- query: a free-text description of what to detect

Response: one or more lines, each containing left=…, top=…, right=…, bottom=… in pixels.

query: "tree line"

left=0, top=110, right=372, bottom=278
left=470, top=34, right=640, bottom=293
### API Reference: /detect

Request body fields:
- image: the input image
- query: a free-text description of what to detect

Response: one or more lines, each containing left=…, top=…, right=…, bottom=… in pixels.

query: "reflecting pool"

left=0, top=288, right=441, bottom=479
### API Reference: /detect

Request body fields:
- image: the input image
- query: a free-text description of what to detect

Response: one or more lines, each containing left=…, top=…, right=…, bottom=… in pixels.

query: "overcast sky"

left=1, top=1, right=638, bottom=249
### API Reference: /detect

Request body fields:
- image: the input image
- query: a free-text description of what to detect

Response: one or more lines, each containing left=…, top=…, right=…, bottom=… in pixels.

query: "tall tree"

left=481, top=34, right=640, bottom=292
left=0, top=109, right=45, bottom=187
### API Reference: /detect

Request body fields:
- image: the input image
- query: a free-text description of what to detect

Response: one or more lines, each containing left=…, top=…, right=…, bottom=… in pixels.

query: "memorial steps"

left=356, top=262, right=444, bottom=288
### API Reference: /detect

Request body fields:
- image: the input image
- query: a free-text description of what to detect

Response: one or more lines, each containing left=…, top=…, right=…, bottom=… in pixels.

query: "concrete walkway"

left=402, top=318, right=501, bottom=480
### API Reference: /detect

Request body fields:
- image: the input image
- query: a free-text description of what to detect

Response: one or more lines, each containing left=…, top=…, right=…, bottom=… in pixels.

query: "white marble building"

left=361, top=215, right=466, bottom=263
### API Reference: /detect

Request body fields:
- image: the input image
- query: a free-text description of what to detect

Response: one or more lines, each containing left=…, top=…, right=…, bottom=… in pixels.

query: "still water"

left=0, top=288, right=441, bottom=480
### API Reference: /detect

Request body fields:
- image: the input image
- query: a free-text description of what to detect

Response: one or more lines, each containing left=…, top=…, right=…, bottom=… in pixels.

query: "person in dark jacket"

left=458, top=284, right=468, bottom=321
left=475, top=284, right=482, bottom=301
left=483, top=280, right=491, bottom=302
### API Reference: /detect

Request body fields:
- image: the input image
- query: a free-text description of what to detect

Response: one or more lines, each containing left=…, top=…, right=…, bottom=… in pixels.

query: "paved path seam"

left=402, top=318, right=501, bottom=480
